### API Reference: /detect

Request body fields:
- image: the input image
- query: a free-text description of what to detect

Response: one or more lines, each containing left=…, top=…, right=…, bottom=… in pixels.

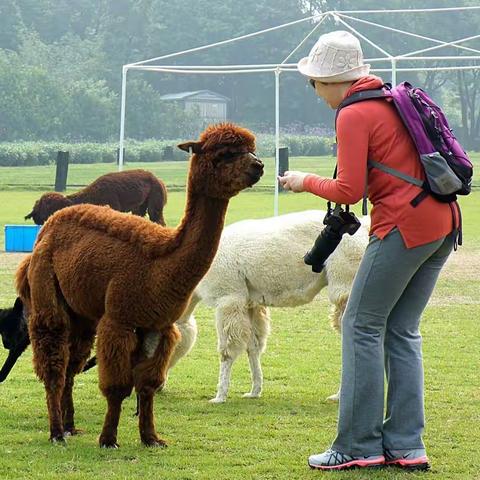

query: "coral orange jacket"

left=303, top=75, right=457, bottom=248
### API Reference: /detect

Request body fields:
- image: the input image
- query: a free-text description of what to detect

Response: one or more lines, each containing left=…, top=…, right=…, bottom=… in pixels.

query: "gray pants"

left=332, top=228, right=455, bottom=456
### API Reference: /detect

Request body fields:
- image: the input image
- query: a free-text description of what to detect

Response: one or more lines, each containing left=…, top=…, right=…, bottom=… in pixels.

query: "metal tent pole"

left=118, top=66, right=128, bottom=171
left=274, top=68, right=281, bottom=216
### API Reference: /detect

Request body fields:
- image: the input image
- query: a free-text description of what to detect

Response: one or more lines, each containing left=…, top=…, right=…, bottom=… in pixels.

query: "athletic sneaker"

left=308, top=448, right=385, bottom=471
left=384, top=448, right=430, bottom=471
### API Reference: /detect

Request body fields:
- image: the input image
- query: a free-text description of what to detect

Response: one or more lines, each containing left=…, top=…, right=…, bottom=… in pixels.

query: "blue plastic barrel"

left=4, top=225, right=42, bottom=252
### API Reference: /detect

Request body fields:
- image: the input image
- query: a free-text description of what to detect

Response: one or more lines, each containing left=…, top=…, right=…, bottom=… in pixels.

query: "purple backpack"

left=337, top=82, right=473, bottom=210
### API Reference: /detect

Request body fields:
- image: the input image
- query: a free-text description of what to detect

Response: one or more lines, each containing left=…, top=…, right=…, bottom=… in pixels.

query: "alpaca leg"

left=328, top=294, right=348, bottom=333
left=29, top=312, right=69, bottom=443
left=132, top=201, right=148, bottom=218
left=61, top=374, right=76, bottom=435
left=133, top=325, right=180, bottom=446
left=169, top=314, right=197, bottom=369
left=169, top=295, right=200, bottom=369
left=210, top=301, right=250, bottom=404
left=97, top=316, right=136, bottom=448
left=62, top=324, right=96, bottom=435
left=147, top=194, right=165, bottom=225
left=326, top=294, right=348, bottom=402
left=243, top=306, right=271, bottom=399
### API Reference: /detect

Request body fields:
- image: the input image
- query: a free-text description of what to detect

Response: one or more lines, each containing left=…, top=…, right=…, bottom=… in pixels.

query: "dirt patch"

left=427, top=248, right=480, bottom=306
left=440, top=248, right=480, bottom=281
left=0, top=252, right=28, bottom=273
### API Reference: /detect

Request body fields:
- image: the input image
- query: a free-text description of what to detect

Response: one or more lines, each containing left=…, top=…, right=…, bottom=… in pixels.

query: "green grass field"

left=0, top=158, right=479, bottom=479
left=0, top=155, right=340, bottom=189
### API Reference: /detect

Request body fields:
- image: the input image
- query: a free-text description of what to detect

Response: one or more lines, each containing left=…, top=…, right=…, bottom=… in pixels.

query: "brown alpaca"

left=25, top=169, right=168, bottom=225
left=16, top=123, right=263, bottom=448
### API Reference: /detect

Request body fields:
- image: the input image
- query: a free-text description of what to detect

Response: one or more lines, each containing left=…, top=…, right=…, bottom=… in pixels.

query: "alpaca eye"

left=217, top=152, right=244, bottom=163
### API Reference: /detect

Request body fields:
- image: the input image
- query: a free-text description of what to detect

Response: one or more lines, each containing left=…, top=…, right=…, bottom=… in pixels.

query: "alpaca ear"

left=13, top=297, right=23, bottom=314
left=177, top=141, right=203, bottom=154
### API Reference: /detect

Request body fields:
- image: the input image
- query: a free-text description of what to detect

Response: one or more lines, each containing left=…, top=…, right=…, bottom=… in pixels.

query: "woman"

left=278, top=31, right=457, bottom=471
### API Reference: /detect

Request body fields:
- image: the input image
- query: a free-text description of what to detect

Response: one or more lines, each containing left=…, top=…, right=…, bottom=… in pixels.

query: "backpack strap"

left=335, top=88, right=387, bottom=127
left=362, top=158, right=427, bottom=213
left=367, top=159, right=424, bottom=188
left=367, top=159, right=429, bottom=208
left=338, top=88, right=387, bottom=109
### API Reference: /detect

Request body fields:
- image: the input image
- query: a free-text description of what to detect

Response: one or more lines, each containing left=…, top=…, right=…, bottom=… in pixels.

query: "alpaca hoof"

left=242, top=392, right=261, bottom=399
left=50, top=435, right=67, bottom=445
left=142, top=437, right=167, bottom=448
left=100, top=442, right=119, bottom=449
left=326, top=393, right=339, bottom=402
left=209, top=396, right=226, bottom=404
left=99, top=435, right=119, bottom=448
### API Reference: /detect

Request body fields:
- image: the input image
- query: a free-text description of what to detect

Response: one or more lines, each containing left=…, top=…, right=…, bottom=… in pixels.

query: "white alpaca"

left=168, top=210, right=369, bottom=403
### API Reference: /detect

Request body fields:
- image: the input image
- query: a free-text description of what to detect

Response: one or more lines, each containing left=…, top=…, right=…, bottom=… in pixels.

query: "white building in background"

left=160, top=90, right=229, bottom=123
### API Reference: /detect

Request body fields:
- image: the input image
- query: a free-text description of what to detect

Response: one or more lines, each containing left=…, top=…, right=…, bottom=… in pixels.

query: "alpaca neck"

left=167, top=190, right=229, bottom=294
left=66, top=191, right=83, bottom=204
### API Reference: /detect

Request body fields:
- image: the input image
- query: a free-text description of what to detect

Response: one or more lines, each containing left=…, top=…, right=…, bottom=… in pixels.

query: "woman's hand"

left=277, top=171, right=309, bottom=193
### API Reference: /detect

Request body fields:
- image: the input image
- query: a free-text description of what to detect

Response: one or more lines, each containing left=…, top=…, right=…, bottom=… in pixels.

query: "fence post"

left=54, top=151, right=69, bottom=192
left=278, top=146, right=289, bottom=193
left=116, top=147, right=125, bottom=165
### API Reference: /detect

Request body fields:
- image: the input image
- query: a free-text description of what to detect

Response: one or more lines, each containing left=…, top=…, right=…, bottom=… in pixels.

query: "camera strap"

left=327, top=165, right=352, bottom=218
left=329, top=155, right=369, bottom=217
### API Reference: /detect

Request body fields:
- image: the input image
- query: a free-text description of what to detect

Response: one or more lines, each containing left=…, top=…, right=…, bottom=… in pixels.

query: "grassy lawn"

left=0, top=156, right=339, bottom=191
left=0, top=158, right=479, bottom=479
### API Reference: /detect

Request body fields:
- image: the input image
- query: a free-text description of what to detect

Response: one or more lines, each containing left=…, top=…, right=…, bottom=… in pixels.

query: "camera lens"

left=304, top=225, right=342, bottom=273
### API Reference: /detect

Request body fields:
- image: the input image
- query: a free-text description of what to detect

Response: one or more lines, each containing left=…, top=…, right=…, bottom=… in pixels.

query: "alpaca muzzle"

left=248, top=155, right=264, bottom=185
left=82, top=356, right=97, bottom=372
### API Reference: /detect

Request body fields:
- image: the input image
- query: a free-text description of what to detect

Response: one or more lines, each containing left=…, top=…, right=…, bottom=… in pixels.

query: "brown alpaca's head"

left=178, top=123, right=264, bottom=199
left=25, top=192, right=73, bottom=225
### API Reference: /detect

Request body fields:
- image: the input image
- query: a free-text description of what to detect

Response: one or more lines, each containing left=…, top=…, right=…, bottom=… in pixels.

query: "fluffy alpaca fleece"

left=166, top=210, right=369, bottom=403
left=25, top=169, right=168, bottom=225
left=16, top=123, right=264, bottom=448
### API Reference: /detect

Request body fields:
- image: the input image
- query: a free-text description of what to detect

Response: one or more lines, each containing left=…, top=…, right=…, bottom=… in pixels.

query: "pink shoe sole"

left=386, top=456, right=430, bottom=471
left=309, top=456, right=385, bottom=471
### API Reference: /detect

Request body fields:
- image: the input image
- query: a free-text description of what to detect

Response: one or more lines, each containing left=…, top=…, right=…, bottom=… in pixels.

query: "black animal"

left=0, top=297, right=96, bottom=382
left=0, top=298, right=29, bottom=382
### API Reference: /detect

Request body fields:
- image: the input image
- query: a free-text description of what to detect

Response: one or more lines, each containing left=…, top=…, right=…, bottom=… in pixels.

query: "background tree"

left=0, top=0, right=478, bottom=149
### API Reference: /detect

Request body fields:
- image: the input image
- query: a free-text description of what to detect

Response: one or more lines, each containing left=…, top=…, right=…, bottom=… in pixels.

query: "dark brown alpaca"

left=16, top=123, right=263, bottom=448
left=25, top=169, right=168, bottom=225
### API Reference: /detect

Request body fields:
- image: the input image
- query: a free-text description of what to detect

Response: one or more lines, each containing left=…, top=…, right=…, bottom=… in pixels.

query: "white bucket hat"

left=297, top=30, right=370, bottom=83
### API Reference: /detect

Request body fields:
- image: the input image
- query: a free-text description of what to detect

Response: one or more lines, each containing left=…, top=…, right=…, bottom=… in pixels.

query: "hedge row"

left=0, top=136, right=335, bottom=167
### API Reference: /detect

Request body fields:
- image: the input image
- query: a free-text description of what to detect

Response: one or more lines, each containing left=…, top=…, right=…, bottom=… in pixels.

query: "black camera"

left=304, top=207, right=361, bottom=273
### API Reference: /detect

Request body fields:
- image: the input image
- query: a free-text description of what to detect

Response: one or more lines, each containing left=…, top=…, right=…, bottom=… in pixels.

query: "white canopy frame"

left=119, top=5, right=480, bottom=215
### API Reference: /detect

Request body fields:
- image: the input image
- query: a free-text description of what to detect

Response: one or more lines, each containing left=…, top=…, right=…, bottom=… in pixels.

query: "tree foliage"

left=0, top=0, right=478, bottom=148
